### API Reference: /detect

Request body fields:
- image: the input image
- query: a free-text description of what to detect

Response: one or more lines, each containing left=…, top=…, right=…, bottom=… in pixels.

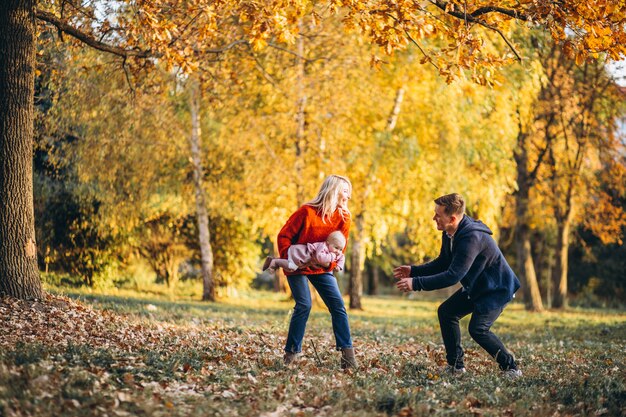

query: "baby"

left=263, top=231, right=346, bottom=273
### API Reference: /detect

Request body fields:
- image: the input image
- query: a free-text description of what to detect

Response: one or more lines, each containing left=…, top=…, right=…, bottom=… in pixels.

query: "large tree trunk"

left=513, top=130, right=544, bottom=311
left=552, top=205, right=573, bottom=309
left=0, top=0, right=44, bottom=299
left=515, top=223, right=543, bottom=311
left=542, top=245, right=554, bottom=309
left=552, top=222, right=569, bottom=308
left=545, top=250, right=553, bottom=308
left=189, top=80, right=215, bottom=301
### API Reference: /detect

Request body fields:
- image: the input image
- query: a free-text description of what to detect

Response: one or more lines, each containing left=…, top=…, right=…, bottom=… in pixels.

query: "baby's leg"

left=270, top=258, right=295, bottom=272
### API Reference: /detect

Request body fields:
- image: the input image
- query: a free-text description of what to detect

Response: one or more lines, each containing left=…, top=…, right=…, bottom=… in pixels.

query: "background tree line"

left=31, top=15, right=625, bottom=310
left=2, top=1, right=625, bottom=310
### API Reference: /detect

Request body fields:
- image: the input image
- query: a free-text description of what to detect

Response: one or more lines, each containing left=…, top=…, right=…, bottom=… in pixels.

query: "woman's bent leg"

left=285, top=274, right=312, bottom=353
left=308, top=273, right=353, bottom=350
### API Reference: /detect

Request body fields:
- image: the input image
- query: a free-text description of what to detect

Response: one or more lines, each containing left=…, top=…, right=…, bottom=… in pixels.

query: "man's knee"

left=438, top=303, right=454, bottom=322
left=468, top=322, right=489, bottom=340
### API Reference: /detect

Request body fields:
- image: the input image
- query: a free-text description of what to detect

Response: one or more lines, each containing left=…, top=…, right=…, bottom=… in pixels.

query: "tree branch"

left=529, top=112, right=556, bottom=183
left=122, top=57, right=136, bottom=97
left=203, top=39, right=249, bottom=54
left=430, top=1, right=522, bottom=61
left=477, top=21, right=522, bottom=61
left=267, top=42, right=316, bottom=63
left=36, top=9, right=151, bottom=58
left=168, top=10, right=204, bottom=48
left=471, top=6, right=528, bottom=21
left=404, top=30, right=441, bottom=71
left=381, top=12, right=440, bottom=71
left=36, top=9, right=247, bottom=62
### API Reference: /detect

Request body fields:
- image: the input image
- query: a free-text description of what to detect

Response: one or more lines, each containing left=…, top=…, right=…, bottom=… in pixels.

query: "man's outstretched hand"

left=396, top=278, right=413, bottom=292
left=393, top=265, right=411, bottom=279
left=393, top=265, right=413, bottom=292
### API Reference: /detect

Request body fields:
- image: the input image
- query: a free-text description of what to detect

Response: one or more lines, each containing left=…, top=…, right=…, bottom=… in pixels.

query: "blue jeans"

left=285, top=273, right=353, bottom=353
left=438, top=288, right=518, bottom=370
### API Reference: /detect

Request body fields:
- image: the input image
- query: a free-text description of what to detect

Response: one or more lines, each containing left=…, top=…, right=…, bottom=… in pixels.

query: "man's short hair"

left=434, top=193, right=466, bottom=217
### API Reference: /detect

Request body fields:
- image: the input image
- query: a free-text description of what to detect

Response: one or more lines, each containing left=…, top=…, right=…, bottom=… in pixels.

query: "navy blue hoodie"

left=410, top=215, right=521, bottom=313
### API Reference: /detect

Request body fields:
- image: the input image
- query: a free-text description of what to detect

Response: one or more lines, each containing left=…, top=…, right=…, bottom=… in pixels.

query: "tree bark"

left=552, top=217, right=571, bottom=308
left=551, top=167, right=575, bottom=309
left=189, top=79, right=215, bottom=301
left=513, top=129, right=544, bottom=311
left=545, top=249, right=553, bottom=309
left=0, top=0, right=44, bottom=299
left=515, top=223, right=543, bottom=311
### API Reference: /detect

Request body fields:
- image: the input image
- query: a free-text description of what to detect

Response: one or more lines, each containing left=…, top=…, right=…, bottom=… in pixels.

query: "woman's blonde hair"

left=307, top=175, right=352, bottom=223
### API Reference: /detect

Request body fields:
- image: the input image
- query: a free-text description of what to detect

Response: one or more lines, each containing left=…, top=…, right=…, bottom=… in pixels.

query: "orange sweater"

left=277, top=205, right=350, bottom=276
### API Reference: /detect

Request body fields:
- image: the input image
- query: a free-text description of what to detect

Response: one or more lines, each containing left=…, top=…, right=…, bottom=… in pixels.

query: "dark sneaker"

left=503, top=368, right=522, bottom=379
left=444, top=364, right=467, bottom=375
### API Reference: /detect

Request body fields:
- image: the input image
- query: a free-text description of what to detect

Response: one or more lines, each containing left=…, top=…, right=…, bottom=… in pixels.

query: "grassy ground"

left=1, top=287, right=624, bottom=417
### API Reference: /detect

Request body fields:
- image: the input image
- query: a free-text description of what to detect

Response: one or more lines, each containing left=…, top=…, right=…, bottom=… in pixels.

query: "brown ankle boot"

left=283, top=352, right=299, bottom=366
left=340, top=348, right=357, bottom=369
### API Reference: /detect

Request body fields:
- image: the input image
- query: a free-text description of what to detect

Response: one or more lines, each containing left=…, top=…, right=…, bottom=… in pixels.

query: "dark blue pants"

left=285, top=273, right=353, bottom=353
left=438, top=288, right=517, bottom=370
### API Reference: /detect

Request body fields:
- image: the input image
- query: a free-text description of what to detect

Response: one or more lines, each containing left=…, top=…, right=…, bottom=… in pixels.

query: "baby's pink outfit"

left=285, top=241, right=345, bottom=272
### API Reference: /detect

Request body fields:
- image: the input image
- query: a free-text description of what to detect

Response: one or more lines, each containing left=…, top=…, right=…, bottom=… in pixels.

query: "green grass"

left=1, top=287, right=624, bottom=417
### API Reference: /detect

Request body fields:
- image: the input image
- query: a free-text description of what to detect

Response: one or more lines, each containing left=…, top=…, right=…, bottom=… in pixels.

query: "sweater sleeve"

left=412, top=234, right=480, bottom=291
left=410, top=234, right=448, bottom=277
left=277, top=208, right=307, bottom=259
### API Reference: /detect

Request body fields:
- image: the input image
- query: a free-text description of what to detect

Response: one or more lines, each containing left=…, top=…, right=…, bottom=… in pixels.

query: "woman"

left=276, top=174, right=356, bottom=369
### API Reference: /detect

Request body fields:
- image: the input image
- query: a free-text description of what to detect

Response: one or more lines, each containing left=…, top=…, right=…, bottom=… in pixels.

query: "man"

left=394, top=193, right=522, bottom=378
